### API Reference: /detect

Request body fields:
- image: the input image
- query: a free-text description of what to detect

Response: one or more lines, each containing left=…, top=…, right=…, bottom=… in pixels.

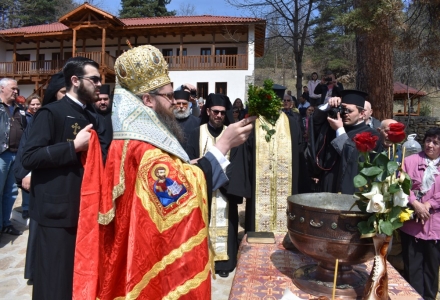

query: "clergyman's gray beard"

left=155, top=101, right=185, bottom=145
left=173, top=108, right=191, bottom=119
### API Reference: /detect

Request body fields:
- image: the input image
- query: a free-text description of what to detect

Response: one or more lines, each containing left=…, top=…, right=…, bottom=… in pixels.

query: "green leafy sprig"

left=247, top=79, right=283, bottom=142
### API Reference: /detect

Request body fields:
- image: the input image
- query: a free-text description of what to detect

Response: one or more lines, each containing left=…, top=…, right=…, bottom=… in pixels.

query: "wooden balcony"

left=164, top=54, right=248, bottom=70
left=0, top=53, right=248, bottom=80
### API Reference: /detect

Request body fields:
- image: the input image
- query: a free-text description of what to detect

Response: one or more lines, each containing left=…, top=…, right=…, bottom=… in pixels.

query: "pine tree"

left=119, top=0, right=175, bottom=18
left=0, top=0, right=21, bottom=29
left=310, top=0, right=355, bottom=77
left=18, top=0, right=57, bottom=26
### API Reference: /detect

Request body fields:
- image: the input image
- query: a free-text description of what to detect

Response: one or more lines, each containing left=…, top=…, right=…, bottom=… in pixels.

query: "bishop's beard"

left=155, top=101, right=185, bottom=145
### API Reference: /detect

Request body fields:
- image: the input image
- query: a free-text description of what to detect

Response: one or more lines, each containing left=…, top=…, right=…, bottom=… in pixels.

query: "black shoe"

left=2, top=225, right=23, bottom=235
left=217, top=271, right=230, bottom=278
left=22, top=210, right=29, bottom=219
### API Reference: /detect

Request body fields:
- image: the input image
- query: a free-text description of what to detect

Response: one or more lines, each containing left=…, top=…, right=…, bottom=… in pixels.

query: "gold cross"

left=72, top=123, right=81, bottom=135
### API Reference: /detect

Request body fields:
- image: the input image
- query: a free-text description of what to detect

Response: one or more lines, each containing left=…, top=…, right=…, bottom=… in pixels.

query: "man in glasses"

left=307, top=89, right=380, bottom=194
left=185, top=93, right=238, bottom=278
left=71, top=45, right=256, bottom=299
left=282, top=94, right=300, bottom=117
left=173, top=89, right=200, bottom=149
left=21, top=56, right=110, bottom=300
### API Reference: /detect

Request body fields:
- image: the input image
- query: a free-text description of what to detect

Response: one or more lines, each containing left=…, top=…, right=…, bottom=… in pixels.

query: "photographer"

left=307, top=89, right=380, bottom=194
left=313, top=71, right=343, bottom=105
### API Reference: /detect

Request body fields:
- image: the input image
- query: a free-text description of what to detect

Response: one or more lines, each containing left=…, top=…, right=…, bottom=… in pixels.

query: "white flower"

left=393, top=188, right=409, bottom=207
left=366, top=194, right=386, bottom=213
left=362, top=182, right=383, bottom=200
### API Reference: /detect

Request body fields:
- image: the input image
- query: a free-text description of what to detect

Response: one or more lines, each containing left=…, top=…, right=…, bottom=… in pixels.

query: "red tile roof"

left=122, top=15, right=265, bottom=27
left=0, top=15, right=264, bottom=35
left=393, top=82, right=426, bottom=97
left=0, top=22, right=68, bottom=35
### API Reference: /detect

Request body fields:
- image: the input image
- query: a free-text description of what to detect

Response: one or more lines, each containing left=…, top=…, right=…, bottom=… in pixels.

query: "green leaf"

left=389, top=183, right=401, bottom=194
left=360, top=166, right=383, bottom=177
left=379, top=220, right=393, bottom=236
left=354, top=174, right=368, bottom=188
left=376, top=170, right=387, bottom=182
left=367, top=214, right=377, bottom=227
left=265, top=134, right=271, bottom=142
left=389, top=206, right=402, bottom=222
left=391, top=220, right=404, bottom=230
left=358, top=221, right=375, bottom=235
left=353, top=199, right=368, bottom=212
left=373, top=152, right=390, bottom=167
left=401, top=175, right=412, bottom=195
left=387, top=161, right=399, bottom=175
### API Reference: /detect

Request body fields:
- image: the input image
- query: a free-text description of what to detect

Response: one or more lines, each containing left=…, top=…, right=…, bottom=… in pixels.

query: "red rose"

left=353, top=132, right=378, bottom=153
left=387, top=122, right=406, bottom=143
left=266, top=94, right=272, bottom=100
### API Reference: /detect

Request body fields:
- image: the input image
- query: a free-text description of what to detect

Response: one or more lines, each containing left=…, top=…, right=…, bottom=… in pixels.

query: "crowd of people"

left=0, top=49, right=438, bottom=300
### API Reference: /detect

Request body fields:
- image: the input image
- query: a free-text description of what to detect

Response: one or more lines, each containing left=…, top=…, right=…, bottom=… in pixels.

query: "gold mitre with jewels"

left=115, top=45, right=171, bottom=94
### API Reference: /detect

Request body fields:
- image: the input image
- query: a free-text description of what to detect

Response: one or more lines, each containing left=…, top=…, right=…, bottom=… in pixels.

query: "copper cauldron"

left=287, top=193, right=374, bottom=299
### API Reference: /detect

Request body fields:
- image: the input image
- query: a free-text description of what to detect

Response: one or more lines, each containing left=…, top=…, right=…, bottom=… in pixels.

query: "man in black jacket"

left=313, top=71, right=344, bottom=105
left=22, top=57, right=110, bottom=300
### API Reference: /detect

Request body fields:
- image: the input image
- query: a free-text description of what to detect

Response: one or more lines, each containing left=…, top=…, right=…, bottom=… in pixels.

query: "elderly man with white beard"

left=173, top=89, right=200, bottom=149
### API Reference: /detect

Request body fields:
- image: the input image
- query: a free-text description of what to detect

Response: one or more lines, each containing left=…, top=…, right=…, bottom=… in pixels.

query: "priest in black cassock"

left=21, top=57, right=111, bottom=300
left=173, top=89, right=200, bottom=149
left=308, top=89, right=381, bottom=194
left=226, top=103, right=304, bottom=234
left=185, top=93, right=239, bottom=278
left=94, top=84, right=113, bottom=145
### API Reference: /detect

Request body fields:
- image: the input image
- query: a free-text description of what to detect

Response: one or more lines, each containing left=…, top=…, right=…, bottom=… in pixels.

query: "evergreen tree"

left=119, top=0, right=175, bottom=18
left=309, top=0, right=355, bottom=77
left=0, top=0, right=21, bottom=29
left=18, top=0, right=57, bottom=26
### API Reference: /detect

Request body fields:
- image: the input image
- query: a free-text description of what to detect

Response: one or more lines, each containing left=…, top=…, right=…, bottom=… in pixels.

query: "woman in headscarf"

left=401, top=127, right=440, bottom=300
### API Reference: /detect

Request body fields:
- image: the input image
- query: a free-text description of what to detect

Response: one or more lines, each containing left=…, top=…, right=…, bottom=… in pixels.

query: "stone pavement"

left=0, top=193, right=237, bottom=300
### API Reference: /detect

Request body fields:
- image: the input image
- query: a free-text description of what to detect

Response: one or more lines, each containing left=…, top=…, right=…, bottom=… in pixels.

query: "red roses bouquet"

left=352, top=122, right=413, bottom=237
left=247, top=79, right=283, bottom=142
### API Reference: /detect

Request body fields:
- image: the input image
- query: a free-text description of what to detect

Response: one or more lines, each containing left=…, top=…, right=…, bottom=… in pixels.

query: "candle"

left=332, top=259, right=338, bottom=300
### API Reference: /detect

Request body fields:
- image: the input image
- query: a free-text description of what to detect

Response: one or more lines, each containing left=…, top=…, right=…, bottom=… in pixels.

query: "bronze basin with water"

left=287, top=193, right=374, bottom=298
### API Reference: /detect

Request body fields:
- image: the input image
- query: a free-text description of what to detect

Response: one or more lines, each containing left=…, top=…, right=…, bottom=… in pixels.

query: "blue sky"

left=96, top=0, right=249, bottom=17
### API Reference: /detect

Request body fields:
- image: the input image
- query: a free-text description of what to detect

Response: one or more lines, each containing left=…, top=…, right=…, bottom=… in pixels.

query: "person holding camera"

left=306, top=89, right=380, bottom=194
left=177, top=83, right=200, bottom=117
left=313, top=71, right=344, bottom=106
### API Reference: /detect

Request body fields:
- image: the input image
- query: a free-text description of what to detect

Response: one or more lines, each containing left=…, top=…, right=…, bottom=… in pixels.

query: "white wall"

left=170, top=69, right=252, bottom=102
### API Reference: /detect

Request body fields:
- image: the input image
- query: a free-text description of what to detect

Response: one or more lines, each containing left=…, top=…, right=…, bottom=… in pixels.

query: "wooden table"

left=229, top=234, right=422, bottom=300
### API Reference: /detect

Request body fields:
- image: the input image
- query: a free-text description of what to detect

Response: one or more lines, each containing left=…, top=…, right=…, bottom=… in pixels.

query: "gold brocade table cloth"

left=229, top=234, right=422, bottom=300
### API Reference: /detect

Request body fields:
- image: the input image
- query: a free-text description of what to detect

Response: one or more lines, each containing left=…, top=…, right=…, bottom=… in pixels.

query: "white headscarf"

left=421, top=156, right=440, bottom=194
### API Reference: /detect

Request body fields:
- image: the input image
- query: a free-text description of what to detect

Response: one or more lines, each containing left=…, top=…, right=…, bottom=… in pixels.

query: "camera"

left=327, top=105, right=348, bottom=119
left=189, top=89, right=197, bottom=98
left=325, top=77, right=333, bottom=85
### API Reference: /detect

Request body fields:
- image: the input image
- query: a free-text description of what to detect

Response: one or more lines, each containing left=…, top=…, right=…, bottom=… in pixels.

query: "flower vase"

left=363, top=234, right=393, bottom=300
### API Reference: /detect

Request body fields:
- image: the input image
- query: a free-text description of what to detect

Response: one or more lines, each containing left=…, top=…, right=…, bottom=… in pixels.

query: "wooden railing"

left=75, top=51, right=116, bottom=69
left=164, top=54, right=248, bottom=70
left=0, top=53, right=248, bottom=78
left=0, top=60, right=66, bottom=77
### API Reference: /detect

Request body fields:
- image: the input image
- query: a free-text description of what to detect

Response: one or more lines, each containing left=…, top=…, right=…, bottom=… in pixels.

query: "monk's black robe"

left=310, top=108, right=381, bottom=194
